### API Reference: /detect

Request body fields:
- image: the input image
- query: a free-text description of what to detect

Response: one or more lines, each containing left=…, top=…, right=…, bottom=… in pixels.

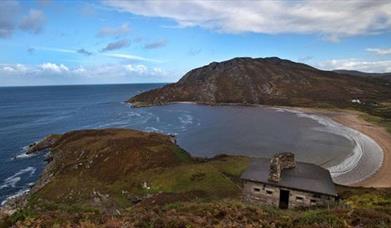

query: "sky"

left=0, top=0, right=391, bottom=86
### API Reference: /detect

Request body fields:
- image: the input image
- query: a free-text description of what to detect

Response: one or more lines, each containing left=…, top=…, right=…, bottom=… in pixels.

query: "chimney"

left=268, top=152, right=296, bottom=183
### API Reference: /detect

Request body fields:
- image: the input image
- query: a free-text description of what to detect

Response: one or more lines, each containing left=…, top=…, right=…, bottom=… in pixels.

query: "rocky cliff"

left=129, top=57, right=391, bottom=108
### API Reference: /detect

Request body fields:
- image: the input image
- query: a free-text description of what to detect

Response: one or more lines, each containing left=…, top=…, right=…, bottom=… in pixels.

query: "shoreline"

left=327, top=111, right=391, bottom=188
left=137, top=102, right=390, bottom=187
left=2, top=103, right=389, bottom=208
left=290, top=107, right=391, bottom=188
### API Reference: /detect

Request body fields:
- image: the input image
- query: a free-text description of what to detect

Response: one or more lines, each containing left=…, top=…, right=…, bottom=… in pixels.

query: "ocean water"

left=0, top=84, right=355, bottom=203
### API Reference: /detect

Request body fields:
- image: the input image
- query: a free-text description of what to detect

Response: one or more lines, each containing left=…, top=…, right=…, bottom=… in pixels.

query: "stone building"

left=241, top=152, right=337, bottom=209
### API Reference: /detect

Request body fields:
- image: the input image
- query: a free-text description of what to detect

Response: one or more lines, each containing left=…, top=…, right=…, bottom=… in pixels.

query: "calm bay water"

left=0, top=84, right=354, bottom=203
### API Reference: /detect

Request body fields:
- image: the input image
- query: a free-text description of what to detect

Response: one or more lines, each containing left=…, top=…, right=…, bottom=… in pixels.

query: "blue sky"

left=1, top=0, right=391, bottom=86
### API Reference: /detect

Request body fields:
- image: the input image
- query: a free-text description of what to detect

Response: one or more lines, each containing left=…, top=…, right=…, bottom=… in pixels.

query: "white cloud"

left=366, top=48, right=391, bottom=55
left=0, top=0, right=19, bottom=38
left=30, top=46, right=161, bottom=63
left=316, top=59, right=391, bottom=73
left=1, top=64, right=28, bottom=73
left=73, top=67, right=86, bottom=74
left=101, top=39, right=130, bottom=52
left=97, top=23, right=130, bottom=37
left=125, top=64, right=147, bottom=74
left=0, top=62, right=167, bottom=82
left=35, top=46, right=76, bottom=54
left=144, top=39, right=167, bottom=49
left=40, top=63, right=69, bottom=73
left=19, top=9, right=45, bottom=34
left=103, top=53, right=162, bottom=63
left=104, top=0, right=391, bottom=40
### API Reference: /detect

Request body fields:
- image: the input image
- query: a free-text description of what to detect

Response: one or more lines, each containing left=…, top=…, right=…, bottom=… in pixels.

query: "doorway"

left=279, top=189, right=290, bottom=209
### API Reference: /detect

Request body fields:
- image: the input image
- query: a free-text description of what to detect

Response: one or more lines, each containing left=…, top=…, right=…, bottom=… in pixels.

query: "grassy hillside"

left=1, top=128, right=391, bottom=227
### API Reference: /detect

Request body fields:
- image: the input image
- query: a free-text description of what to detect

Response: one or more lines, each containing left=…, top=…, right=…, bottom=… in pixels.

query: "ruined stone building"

left=241, top=152, right=337, bottom=209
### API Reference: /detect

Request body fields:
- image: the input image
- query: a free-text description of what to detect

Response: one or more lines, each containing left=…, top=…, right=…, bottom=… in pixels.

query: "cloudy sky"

left=1, top=0, right=391, bottom=86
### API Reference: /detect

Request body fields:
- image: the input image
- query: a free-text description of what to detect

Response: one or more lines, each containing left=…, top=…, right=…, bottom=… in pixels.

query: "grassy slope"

left=358, top=102, right=391, bottom=134
left=1, top=129, right=391, bottom=227
left=0, top=129, right=251, bottom=226
left=3, top=185, right=391, bottom=227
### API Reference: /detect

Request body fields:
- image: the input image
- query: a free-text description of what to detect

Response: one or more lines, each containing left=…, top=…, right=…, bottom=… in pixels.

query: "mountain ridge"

left=333, top=69, right=391, bottom=80
left=129, top=57, right=391, bottom=108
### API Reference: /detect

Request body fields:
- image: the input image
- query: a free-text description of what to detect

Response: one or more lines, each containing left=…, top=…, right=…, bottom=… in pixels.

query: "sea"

left=0, top=83, right=355, bottom=204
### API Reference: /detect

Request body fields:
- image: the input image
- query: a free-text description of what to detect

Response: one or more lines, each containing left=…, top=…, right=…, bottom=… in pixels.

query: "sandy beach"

left=295, top=108, right=391, bottom=188
left=330, top=112, right=391, bottom=188
left=173, top=102, right=391, bottom=187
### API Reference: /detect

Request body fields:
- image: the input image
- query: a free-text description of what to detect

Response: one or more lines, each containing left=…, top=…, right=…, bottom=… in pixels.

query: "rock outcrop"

left=27, top=134, right=61, bottom=154
left=129, top=57, right=391, bottom=108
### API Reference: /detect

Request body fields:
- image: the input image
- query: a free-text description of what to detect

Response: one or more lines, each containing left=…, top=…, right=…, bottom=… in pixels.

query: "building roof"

left=240, top=159, right=337, bottom=196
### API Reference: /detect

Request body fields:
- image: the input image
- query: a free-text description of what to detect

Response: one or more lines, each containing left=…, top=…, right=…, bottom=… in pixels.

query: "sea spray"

left=0, top=167, right=36, bottom=190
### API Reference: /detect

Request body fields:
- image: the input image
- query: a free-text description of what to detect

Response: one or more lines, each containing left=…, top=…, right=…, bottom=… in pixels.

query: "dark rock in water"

left=129, top=57, right=391, bottom=108
left=27, top=134, right=61, bottom=154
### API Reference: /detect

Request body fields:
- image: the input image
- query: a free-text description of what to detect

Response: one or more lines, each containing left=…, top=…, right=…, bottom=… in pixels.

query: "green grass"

left=117, top=156, right=249, bottom=199
left=29, top=154, right=249, bottom=210
left=346, top=193, right=391, bottom=209
left=173, top=147, right=193, bottom=163
left=6, top=187, right=391, bottom=227
left=294, top=210, right=345, bottom=227
left=361, top=113, right=391, bottom=134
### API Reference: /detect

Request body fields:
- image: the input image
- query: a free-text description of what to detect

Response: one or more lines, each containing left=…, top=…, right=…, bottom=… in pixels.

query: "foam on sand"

left=272, top=107, right=384, bottom=185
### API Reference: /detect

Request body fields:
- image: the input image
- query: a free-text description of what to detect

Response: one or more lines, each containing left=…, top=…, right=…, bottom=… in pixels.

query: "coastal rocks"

left=0, top=190, right=28, bottom=216
left=168, top=134, right=177, bottom=144
left=268, top=152, right=296, bottom=183
left=27, top=134, right=61, bottom=154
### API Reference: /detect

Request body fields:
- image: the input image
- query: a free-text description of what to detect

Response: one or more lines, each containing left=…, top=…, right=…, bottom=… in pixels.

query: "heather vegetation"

left=1, top=129, right=390, bottom=227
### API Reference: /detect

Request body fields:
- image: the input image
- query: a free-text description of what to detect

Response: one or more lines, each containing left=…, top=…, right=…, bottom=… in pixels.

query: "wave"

left=0, top=167, right=36, bottom=190
left=13, top=145, right=38, bottom=160
left=295, top=112, right=364, bottom=174
left=144, top=126, right=162, bottom=133
left=178, top=114, right=193, bottom=125
left=1, top=188, right=30, bottom=206
left=272, top=107, right=384, bottom=185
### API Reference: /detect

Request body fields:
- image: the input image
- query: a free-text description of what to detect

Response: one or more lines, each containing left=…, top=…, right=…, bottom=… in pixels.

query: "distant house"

left=351, top=98, right=361, bottom=104
left=240, top=152, right=337, bottom=209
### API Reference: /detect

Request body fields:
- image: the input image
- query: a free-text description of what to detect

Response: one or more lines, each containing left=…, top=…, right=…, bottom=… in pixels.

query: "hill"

left=334, top=70, right=391, bottom=80
left=25, top=129, right=249, bottom=205
left=1, top=129, right=391, bottom=227
left=129, top=57, right=391, bottom=108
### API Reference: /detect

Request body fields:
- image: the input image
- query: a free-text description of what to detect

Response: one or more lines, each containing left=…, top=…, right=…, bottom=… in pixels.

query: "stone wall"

left=243, top=181, right=280, bottom=207
left=243, top=180, right=335, bottom=209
